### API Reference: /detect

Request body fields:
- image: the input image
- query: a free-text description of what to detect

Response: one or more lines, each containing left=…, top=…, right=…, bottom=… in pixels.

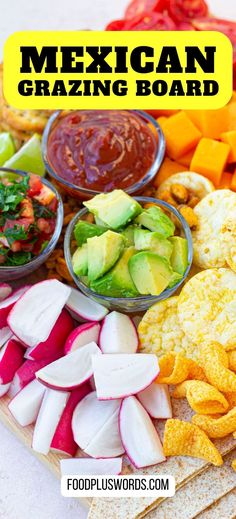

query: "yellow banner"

left=3, top=30, right=232, bottom=110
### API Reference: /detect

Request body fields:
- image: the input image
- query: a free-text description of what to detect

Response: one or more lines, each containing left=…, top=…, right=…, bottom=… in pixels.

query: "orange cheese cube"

left=190, top=138, right=230, bottom=187
left=219, top=172, right=233, bottom=189
left=186, top=107, right=229, bottom=139
left=157, top=116, right=168, bottom=130
left=162, top=111, right=202, bottom=161
left=153, top=157, right=187, bottom=188
left=220, top=131, right=236, bottom=163
left=178, top=149, right=195, bottom=168
left=231, top=169, right=236, bottom=191
left=226, top=102, right=236, bottom=131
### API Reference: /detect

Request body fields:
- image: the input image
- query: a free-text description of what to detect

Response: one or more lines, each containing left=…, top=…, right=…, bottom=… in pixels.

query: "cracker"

left=138, top=296, right=198, bottom=359
left=192, top=190, right=236, bottom=269
left=178, top=268, right=236, bottom=349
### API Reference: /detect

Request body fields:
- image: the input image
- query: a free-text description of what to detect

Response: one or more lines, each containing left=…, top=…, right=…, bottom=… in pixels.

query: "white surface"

left=0, top=1, right=235, bottom=518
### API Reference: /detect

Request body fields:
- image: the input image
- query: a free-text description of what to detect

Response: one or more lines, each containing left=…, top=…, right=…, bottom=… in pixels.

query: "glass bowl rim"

left=42, top=109, right=166, bottom=196
left=64, top=196, right=193, bottom=303
left=0, top=167, right=63, bottom=271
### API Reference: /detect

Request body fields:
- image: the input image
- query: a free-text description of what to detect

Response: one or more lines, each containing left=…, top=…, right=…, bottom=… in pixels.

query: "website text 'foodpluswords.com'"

left=61, top=474, right=175, bottom=498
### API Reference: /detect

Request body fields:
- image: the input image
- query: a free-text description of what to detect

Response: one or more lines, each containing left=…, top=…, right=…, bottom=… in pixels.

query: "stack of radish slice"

left=0, top=280, right=172, bottom=470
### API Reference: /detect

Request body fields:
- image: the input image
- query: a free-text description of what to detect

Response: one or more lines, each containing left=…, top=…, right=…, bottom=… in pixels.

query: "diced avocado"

left=74, top=221, right=106, bottom=246
left=84, top=190, right=142, bottom=230
left=169, top=236, right=188, bottom=275
left=122, top=225, right=137, bottom=247
left=168, top=271, right=183, bottom=288
left=94, top=216, right=109, bottom=228
left=134, top=228, right=173, bottom=260
left=135, top=206, right=175, bottom=237
left=90, top=247, right=139, bottom=297
left=72, top=244, right=88, bottom=276
left=87, top=230, right=124, bottom=281
left=128, top=251, right=173, bottom=296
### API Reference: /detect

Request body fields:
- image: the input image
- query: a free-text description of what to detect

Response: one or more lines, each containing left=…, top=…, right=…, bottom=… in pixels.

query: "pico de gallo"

left=0, top=175, right=57, bottom=266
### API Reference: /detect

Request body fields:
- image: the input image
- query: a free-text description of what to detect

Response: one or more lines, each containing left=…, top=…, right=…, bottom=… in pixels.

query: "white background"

left=0, top=1, right=235, bottom=518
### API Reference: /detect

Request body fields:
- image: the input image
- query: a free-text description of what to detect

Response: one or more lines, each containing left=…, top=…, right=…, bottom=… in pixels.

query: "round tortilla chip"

left=192, top=190, right=236, bottom=269
left=163, top=419, right=223, bottom=466
left=192, top=407, right=236, bottom=438
left=157, top=171, right=215, bottom=199
left=228, top=350, right=236, bottom=372
left=178, top=269, right=236, bottom=350
left=138, top=296, right=198, bottom=359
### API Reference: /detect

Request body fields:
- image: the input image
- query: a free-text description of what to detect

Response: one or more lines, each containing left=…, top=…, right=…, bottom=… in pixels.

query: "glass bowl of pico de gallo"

left=0, top=168, right=63, bottom=280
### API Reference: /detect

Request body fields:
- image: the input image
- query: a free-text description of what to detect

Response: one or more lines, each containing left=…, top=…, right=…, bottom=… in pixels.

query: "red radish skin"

left=8, top=280, right=71, bottom=347
left=0, top=286, right=30, bottom=328
left=32, top=388, right=70, bottom=455
left=0, top=381, right=11, bottom=397
left=99, top=312, right=139, bottom=354
left=36, top=342, right=101, bottom=390
left=0, top=339, right=24, bottom=384
left=92, top=354, right=159, bottom=400
left=60, top=457, right=123, bottom=476
left=64, top=322, right=100, bottom=355
left=8, top=354, right=63, bottom=399
left=51, top=382, right=91, bottom=456
left=8, top=379, right=46, bottom=427
left=25, top=309, right=74, bottom=361
left=72, top=391, right=124, bottom=458
left=137, top=383, right=172, bottom=419
left=66, top=287, right=108, bottom=322
left=0, top=327, right=13, bottom=348
left=0, top=284, right=12, bottom=301
left=119, top=396, right=166, bottom=469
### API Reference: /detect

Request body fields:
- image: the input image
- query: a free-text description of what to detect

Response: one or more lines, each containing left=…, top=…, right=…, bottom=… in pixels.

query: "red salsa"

left=47, top=110, right=157, bottom=192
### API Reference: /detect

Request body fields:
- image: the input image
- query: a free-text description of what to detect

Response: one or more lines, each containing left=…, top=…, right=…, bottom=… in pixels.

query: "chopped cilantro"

left=0, top=225, right=28, bottom=246
left=0, top=176, right=29, bottom=213
left=5, top=251, right=32, bottom=266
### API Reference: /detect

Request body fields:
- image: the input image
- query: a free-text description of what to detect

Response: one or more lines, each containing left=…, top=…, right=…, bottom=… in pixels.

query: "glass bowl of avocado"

left=64, top=189, right=193, bottom=312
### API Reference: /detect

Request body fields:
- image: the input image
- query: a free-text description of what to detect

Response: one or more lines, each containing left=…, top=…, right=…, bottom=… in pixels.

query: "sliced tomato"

left=124, top=11, right=176, bottom=30
left=177, top=21, right=196, bottom=30
left=169, top=0, right=208, bottom=23
left=105, top=19, right=127, bottom=30
left=124, top=0, right=168, bottom=20
left=193, top=18, right=236, bottom=88
left=28, top=174, right=43, bottom=197
left=4, top=217, right=34, bottom=232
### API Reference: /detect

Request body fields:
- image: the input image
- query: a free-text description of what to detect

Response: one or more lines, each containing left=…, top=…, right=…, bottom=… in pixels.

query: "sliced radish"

left=92, top=354, right=159, bottom=400
left=64, top=322, right=100, bottom=354
left=72, top=391, right=124, bottom=458
left=99, top=312, right=138, bottom=354
left=0, top=286, right=30, bottom=328
left=137, top=383, right=172, bottom=419
left=36, top=342, right=101, bottom=390
left=0, top=339, right=24, bottom=384
left=0, top=327, right=13, bottom=348
left=66, top=287, right=108, bottom=322
left=0, top=283, right=12, bottom=301
left=8, top=354, right=63, bottom=399
left=0, top=382, right=11, bottom=397
left=60, top=457, right=122, bottom=476
left=25, top=309, right=74, bottom=360
left=119, top=396, right=165, bottom=469
left=8, top=379, right=46, bottom=427
left=51, top=383, right=91, bottom=456
left=32, top=388, right=69, bottom=455
left=8, top=280, right=71, bottom=347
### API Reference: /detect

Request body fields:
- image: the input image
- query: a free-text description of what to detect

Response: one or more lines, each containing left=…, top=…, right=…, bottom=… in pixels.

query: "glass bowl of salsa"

left=0, top=168, right=63, bottom=281
left=42, top=110, right=165, bottom=199
left=64, top=195, right=193, bottom=313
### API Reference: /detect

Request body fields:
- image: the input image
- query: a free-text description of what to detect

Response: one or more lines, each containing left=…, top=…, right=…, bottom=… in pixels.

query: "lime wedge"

left=0, top=132, right=15, bottom=166
left=3, top=134, right=45, bottom=176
